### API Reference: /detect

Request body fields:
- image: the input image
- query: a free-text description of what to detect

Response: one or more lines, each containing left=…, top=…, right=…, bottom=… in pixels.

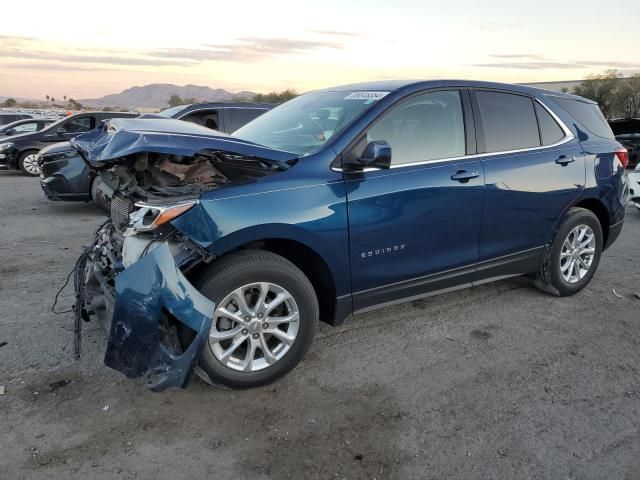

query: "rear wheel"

left=18, top=150, right=40, bottom=176
left=533, top=207, right=603, bottom=296
left=193, top=250, right=318, bottom=389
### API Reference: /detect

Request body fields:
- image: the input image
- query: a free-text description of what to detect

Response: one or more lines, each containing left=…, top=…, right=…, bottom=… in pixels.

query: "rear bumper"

left=77, top=227, right=215, bottom=391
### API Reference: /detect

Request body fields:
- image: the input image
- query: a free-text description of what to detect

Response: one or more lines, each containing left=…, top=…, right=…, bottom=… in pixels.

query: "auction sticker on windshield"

left=344, top=91, right=389, bottom=101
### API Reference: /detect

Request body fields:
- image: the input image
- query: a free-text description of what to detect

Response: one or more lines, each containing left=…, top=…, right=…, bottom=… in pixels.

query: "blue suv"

left=74, top=80, right=628, bottom=390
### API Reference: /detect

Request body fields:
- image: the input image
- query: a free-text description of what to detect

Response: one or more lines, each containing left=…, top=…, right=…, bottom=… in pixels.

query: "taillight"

left=615, top=147, right=629, bottom=169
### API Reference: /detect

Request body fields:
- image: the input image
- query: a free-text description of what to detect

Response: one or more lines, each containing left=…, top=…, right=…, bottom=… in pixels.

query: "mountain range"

left=79, top=84, right=257, bottom=109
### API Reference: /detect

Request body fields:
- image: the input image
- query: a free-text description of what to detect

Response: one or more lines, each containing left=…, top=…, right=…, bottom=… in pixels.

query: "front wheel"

left=533, top=207, right=603, bottom=296
left=90, top=176, right=110, bottom=215
left=193, top=250, right=318, bottom=389
left=18, top=150, right=41, bottom=176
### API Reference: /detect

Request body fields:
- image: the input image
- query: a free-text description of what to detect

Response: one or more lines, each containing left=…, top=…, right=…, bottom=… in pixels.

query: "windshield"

left=157, top=105, right=191, bottom=118
left=233, top=90, right=388, bottom=155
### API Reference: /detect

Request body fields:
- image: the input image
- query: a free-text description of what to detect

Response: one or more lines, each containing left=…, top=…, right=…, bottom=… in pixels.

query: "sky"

left=1, top=0, right=639, bottom=100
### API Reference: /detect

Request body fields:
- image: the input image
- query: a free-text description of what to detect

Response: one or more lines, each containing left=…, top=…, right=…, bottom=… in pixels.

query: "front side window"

left=476, top=91, right=540, bottom=152
left=233, top=90, right=386, bottom=155
left=367, top=90, right=466, bottom=165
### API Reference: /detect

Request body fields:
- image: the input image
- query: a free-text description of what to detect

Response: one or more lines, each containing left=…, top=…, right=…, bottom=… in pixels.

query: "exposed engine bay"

left=97, top=150, right=284, bottom=231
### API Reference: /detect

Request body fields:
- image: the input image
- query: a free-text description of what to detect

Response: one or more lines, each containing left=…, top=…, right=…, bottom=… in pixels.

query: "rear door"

left=345, top=89, right=486, bottom=311
left=471, top=89, right=584, bottom=271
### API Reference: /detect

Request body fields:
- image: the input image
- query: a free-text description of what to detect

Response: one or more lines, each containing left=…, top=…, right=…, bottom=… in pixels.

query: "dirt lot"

left=1, top=170, right=639, bottom=479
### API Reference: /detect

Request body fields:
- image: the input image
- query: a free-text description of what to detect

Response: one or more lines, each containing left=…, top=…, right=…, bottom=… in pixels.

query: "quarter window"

left=367, top=90, right=466, bottom=165
left=535, top=103, right=565, bottom=146
left=476, top=91, right=540, bottom=152
left=551, top=97, right=614, bottom=140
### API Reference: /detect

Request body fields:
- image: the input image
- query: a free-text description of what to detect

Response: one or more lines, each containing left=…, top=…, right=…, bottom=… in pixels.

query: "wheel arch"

left=182, top=223, right=349, bottom=326
left=571, top=197, right=610, bottom=247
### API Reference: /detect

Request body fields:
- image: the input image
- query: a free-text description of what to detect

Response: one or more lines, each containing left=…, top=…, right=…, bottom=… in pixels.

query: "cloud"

left=0, top=35, right=344, bottom=68
left=472, top=61, right=580, bottom=70
left=490, top=53, right=545, bottom=60
left=3, top=62, right=117, bottom=72
left=154, top=36, right=344, bottom=63
left=473, top=56, right=640, bottom=71
left=307, top=29, right=361, bottom=37
left=0, top=36, right=196, bottom=67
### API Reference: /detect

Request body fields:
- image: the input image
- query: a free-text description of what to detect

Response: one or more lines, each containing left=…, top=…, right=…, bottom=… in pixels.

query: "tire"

left=533, top=207, right=603, bottom=296
left=18, top=150, right=41, bottom=176
left=91, top=176, right=110, bottom=215
left=193, top=250, right=318, bottom=389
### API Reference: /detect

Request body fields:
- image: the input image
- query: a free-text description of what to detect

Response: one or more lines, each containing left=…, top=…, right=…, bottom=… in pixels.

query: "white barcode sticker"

left=344, top=91, right=389, bottom=101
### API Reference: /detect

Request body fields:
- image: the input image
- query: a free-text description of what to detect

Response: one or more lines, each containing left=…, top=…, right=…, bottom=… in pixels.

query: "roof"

left=316, top=79, right=591, bottom=102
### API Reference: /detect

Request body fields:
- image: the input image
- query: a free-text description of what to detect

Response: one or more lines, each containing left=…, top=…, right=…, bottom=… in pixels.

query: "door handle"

left=450, top=170, right=480, bottom=183
left=555, top=155, right=576, bottom=166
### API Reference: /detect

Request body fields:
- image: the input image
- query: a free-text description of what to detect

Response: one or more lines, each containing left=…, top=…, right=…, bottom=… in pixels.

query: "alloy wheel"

left=22, top=154, right=41, bottom=175
left=209, top=282, right=300, bottom=372
left=559, top=224, right=596, bottom=284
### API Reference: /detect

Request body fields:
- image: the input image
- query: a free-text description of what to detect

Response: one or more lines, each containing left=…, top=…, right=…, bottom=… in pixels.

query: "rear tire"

left=18, top=150, right=40, bottom=176
left=193, top=250, right=318, bottom=389
left=532, top=207, right=603, bottom=296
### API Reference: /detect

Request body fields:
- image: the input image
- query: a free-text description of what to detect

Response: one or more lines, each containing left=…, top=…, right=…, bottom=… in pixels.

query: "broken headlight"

left=126, top=200, right=197, bottom=234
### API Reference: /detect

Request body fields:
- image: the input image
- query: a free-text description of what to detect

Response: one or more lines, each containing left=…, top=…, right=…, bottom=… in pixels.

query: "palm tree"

left=63, top=95, right=67, bottom=101
left=45, top=95, right=50, bottom=101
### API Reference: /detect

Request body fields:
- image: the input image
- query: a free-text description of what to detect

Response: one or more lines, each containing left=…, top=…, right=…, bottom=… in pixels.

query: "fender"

left=170, top=191, right=351, bottom=297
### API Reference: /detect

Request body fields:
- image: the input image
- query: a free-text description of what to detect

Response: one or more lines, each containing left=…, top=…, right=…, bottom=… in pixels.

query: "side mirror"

left=56, top=127, right=67, bottom=135
left=344, top=140, right=392, bottom=170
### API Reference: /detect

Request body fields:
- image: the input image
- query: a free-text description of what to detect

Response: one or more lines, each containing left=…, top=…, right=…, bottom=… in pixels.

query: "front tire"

left=90, top=176, right=110, bottom=214
left=18, top=150, right=41, bottom=176
left=194, top=250, right=318, bottom=389
left=533, top=207, right=603, bottom=296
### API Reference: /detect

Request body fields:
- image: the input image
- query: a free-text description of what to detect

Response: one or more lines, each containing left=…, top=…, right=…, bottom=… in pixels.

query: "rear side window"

left=551, top=97, right=614, bottom=140
left=227, top=108, right=267, bottom=133
left=476, top=91, right=540, bottom=152
left=535, top=103, right=565, bottom=146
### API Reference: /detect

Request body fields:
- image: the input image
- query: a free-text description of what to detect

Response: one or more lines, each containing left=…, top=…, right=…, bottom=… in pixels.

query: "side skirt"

left=350, top=246, right=544, bottom=315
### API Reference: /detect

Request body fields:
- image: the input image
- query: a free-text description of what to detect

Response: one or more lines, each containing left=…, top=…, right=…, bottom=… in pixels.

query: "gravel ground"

left=1, top=170, right=639, bottom=480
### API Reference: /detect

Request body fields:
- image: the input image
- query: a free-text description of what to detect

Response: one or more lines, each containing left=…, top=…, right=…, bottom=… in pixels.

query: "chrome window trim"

left=333, top=97, right=575, bottom=173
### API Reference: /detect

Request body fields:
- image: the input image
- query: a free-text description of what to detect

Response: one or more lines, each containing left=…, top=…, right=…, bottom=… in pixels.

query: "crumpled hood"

left=70, top=118, right=297, bottom=166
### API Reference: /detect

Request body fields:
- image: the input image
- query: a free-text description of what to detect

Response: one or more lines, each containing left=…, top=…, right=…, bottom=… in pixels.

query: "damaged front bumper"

left=76, top=224, right=215, bottom=391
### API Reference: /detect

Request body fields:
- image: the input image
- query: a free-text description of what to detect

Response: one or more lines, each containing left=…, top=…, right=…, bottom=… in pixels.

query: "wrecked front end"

left=73, top=119, right=295, bottom=390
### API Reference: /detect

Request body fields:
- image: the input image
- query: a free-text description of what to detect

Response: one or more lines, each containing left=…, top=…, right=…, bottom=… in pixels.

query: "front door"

left=344, top=89, right=485, bottom=312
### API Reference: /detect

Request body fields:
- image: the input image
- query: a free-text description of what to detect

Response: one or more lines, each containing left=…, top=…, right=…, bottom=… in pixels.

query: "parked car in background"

left=628, top=163, right=640, bottom=212
left=39, top=102, right=272, bottom=210
left=71, top=80, right=627, bottom=391
left=154, top=102, right=273, bottom=131
left=608, top=118, right=640, bottom=169
left=0, top=118, right=55, bottom=137
left=0, top=111, right=138, bottom=176
left=0, top=112, right=32, bottom=125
